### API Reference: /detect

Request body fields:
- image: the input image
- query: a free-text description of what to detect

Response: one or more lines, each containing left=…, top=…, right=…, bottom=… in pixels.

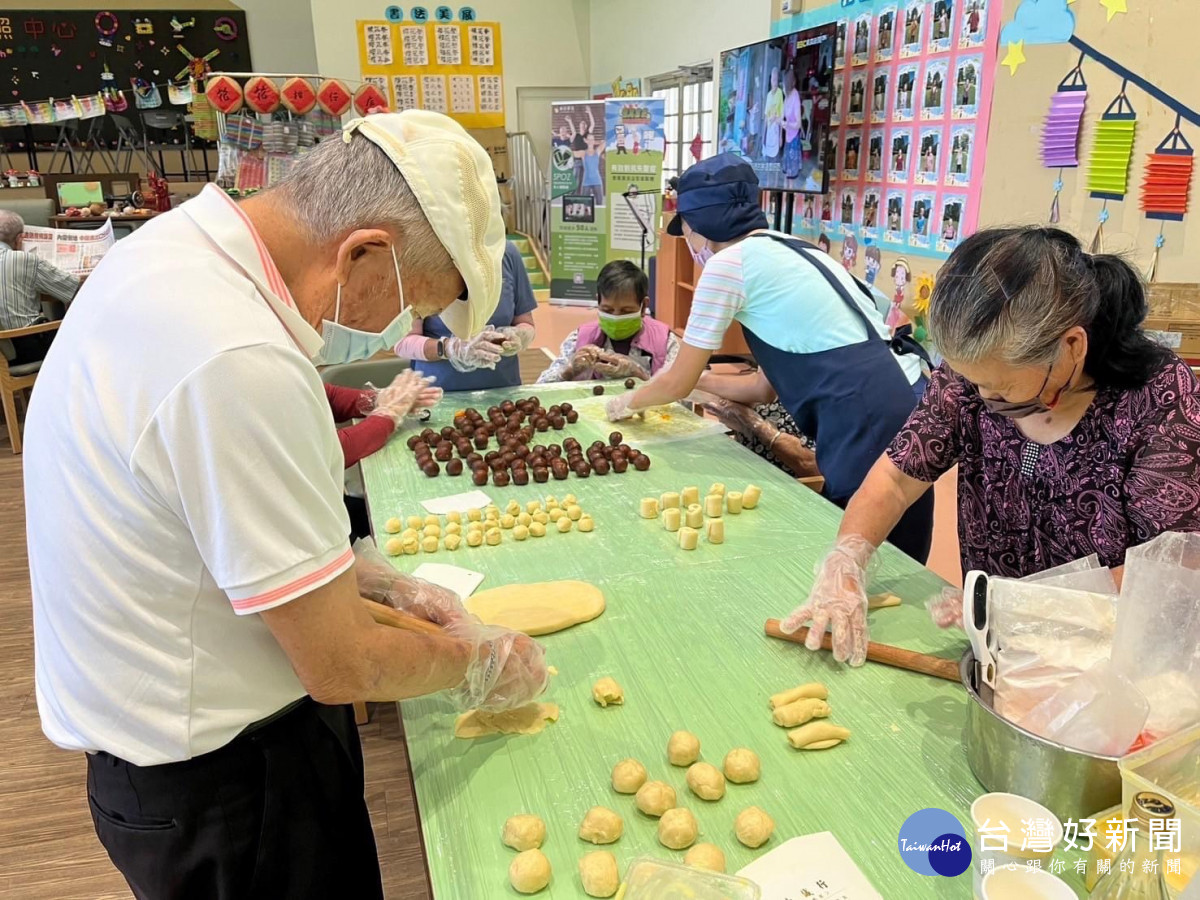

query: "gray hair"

left=270, top=133, right=453, bottom=274
left=0, top=210, right=23, bottom=248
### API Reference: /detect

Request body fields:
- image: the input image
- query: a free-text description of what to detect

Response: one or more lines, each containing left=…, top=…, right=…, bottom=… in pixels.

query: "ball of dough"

left=545, top=496, right=559, bottom=510
left=506, top=500, right=523, bottom=516
left=578, top=850, right=619, bottom=898
left=485, top=528, right=502, bottom=546
left=421, top=536, right=438, bottom=553
left=556, top=516, right=573, bottom=533
left=684, top=842, right=726, bottom=873
left=578, top=806, right=623, bottom=844
left=530, top=522, right=547, bottom=538
left=526, top=500, right=543, bottom=515
left=401, top=528, right=420, bottom=542
left=533, top=511, right=550, bottom=525
left=509, top=848, right=551, bottom=894
left=467, top=508, right=483, bottom=522
left=446, top=511, right=462, bottom=524
left=563, top=493, right=578, bottom=505
left=549, top=508, right=566, bottom=523
left=734, top=806, right=775, bottom=849
left=402, top=537, right=419, bottom=555
left=611, top=758, right=647, bottom=794
left=501, top=514, right=516, bottom=529
left=384, top=517, right=402, bottom=534
left=485, top=505, right=500, bottom=519
left=518, top=512, right=533, bottom=527
left=466, top=530, right=483, bottom=547
left=445, top=522, right=462, bottom=536
left=502, top=814, right=546, bottom=851
left=685, top=762, right=726, bottom=801
left=635, top=780, right=676, bottom=817
left=578, top=515, right=595, bottom=533
left=723, top=748, right=760, bottom=784
left=513, top=524, right=530, bottom=541
left=422, top=523, right=441, bottom=538
left=657, top=807, right=698, bottom=850
left=407, top=515, right=424, bottom=530
left=444, top=534, right=461, bottom=551
left=591, top=677, right=624, bottom=707
left=423, top=514, right=439, bottom=527
left=667, top=730, right=701, bottom=766
left=566, top=504, right=583, bottom=521
left=384, top=537, right=404, bottom=556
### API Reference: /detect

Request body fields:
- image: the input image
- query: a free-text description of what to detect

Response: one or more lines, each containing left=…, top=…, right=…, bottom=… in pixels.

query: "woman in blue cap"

left=609, top=152, right=933, bottom=563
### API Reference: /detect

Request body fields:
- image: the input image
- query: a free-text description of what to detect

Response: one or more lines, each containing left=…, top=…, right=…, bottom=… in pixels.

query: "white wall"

left=309, top=0, right=592, bottom=126
left=588, top=0, right=772, bottom=86
left=240, top=0, right=318, bottom=73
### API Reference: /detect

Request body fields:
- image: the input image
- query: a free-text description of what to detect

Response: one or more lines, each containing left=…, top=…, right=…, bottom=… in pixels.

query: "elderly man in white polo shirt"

left=23, top=112, right=547, bottom=899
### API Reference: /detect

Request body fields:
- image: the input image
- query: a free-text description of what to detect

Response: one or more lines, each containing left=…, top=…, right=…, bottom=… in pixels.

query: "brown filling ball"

left=632, top=455, right=651, bottom=471
left=492, top=470, right=511, bottom=487
left=422, top=461, right=440, bottom=477
left=609, top=431, right=623, bottom=446
left=472, top=469, right=488, bottom=486
left=612, top=457, right=629, bottom=473
left=533, top=467, right=550, bottom=483
left=434, top=443, right=453, bottom=462
left=548, top=445, right=563, bottom=458
left=593, top=458, right=610, bottom=476
left=549, top=415, right=565, bottom=430
left=512, top=469, right=530, bottom=486
left=566, top=410, right=580, bottom=424
left=446, top=458, right=464, bottom=476
left=406, top=435, right=423, bottom=450
left=473, top=434, right=489, bottom=450
left=624, top=378, right=637, bottom=389
left=593, top=385, right=605, bottom=395
left=466, top=452, right=483, bottom=466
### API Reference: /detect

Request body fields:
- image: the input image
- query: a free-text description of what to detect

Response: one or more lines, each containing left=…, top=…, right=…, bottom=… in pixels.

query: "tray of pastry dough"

left=622, top=856, right=761, bottom=900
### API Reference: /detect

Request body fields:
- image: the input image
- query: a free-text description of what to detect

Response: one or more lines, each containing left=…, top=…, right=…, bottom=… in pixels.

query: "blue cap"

left=666, top=152, right=768, bottom=242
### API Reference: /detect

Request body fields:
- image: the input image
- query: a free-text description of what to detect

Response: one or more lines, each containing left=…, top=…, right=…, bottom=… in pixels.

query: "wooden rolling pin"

left=764, top=619, right=961, bottom=682
left=361, top=598, right=443, bottom=635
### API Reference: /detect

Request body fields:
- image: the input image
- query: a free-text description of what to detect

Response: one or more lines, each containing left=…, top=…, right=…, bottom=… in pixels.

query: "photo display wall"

left=777, top=0, right=1001, bottom=260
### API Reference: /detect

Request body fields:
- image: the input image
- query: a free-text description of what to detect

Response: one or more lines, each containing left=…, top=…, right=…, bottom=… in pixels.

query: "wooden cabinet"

left=654, top=231, right=751, bottom=357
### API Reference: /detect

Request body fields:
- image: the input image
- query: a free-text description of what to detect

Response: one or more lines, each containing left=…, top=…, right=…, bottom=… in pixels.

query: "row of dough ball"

left=384, top=504, right=595, bottom=554
left=768, top=682, right=852, bottom=749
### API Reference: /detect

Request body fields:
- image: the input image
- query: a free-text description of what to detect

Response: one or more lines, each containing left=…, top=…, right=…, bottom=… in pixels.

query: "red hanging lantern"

left=1141, top=120, right=1194, bottom=221
left=204, top=74, right=243, bottom=114
left=280, top=77, right=317, bottom=115
left=354, top=83, right=390, bottom=116
left=316, top=79, right=352, bottom=117
left=243, top=76, right=280, bottom=114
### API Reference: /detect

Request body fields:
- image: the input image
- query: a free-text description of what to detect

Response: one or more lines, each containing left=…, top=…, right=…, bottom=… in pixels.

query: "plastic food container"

left=621, top=856, right=761, bottom=900
left=1118, top=722, right=1200, bottom=892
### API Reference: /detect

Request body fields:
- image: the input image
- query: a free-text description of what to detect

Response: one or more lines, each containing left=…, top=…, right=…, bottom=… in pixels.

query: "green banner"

left=605, top=98, right=666, bottom=268
left=550, top=101, right=607, bottom=301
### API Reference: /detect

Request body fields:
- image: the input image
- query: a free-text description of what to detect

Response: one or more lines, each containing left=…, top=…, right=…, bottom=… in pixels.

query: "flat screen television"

left=717, top=23, right=836, bottom=194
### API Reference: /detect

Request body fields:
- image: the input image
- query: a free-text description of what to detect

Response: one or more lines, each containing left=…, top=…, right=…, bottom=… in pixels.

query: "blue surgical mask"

left=314, top=245, right=414, bottom=366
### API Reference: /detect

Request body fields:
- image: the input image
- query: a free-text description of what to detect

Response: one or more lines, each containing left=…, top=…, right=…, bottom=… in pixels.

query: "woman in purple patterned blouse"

left=780, top=227, right=1200, bottom=666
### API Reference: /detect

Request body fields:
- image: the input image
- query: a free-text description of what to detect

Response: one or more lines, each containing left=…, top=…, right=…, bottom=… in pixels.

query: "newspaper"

left=22, top=218, right=115, bottom=276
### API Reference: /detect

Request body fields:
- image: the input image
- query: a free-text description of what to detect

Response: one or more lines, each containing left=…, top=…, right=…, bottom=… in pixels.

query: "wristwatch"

left=435, top=338, right=447, bottom=360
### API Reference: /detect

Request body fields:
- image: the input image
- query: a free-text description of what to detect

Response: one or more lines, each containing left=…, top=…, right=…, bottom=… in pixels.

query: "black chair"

left=140, top=110, right=192, bottom=180
left=109, top=114, right=157, bottom=175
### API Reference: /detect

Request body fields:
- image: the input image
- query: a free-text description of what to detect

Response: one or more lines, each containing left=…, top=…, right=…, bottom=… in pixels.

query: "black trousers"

left=86, top=699, right=383, bottom=900
left=9, top=329, right=56, bottom=366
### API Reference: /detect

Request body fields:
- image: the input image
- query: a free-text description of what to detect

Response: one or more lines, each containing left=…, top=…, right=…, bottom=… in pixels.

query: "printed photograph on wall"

left=821, top=192, right=834, bottom=222
left=875, top=6, right=897, bottom=63
left=921, top=59, right=947, bottom=120
left=960, top=0, right=986, bottom=49
left=840, top=187, right=858, bottom=230
left=947, top=124, right=974, bottom=186
left=866, top=129, right=885, bottom=181
left=871, top=70, right=890, bottom=124
left=953, top=54, right=981, bottom=118
left=930, top=0, right=954, bottom=54
left=835, top=20, right=848, bottom=68
left=890, top=128, right=913, bottom=183
left=862, top=188, right=883, bottom=236
left=852, top=14, right=872, bottom=67
left=885, top=188, right=907, bottom=244
left=847, top=72, right=867, bottom=125
left=910, top=190, right=935, bottom=248
left=842, top=131, right=863, bottom=180
left=938, top=194, right=966, bottom=251
left=901, top=0, right=925, bottom=59
left=552, top=103, right=606, bottom=203
left=563, top=194, right=595, bottom=223
left=917, top=126, right=941, bottom=185
left=894, top=63, right=918, bottom=122
left=802, top=193, right=818, bottom=223
left=830, top=74, right=844, bottom=126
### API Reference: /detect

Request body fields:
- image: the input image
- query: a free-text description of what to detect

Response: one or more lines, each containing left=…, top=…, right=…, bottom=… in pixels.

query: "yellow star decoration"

left=1002, top=40, right=1027, bottom=75
left=1100, top=0, right=1127, bottom=20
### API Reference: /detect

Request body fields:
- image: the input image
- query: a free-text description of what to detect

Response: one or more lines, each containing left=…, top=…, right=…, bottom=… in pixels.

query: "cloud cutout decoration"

left=999, top=0, right=1076, bottom=46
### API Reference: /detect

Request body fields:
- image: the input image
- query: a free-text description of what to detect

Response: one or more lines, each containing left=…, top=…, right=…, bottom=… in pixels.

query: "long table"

left=359, top=382, right=1053, bottom=899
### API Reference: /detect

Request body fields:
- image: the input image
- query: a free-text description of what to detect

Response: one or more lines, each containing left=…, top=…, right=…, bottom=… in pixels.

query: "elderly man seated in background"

left=0, top=209, right=79, bottom=364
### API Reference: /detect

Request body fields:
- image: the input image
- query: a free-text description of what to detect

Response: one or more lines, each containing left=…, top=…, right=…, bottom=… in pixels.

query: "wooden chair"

left=0, top=320, right=59, bottom=454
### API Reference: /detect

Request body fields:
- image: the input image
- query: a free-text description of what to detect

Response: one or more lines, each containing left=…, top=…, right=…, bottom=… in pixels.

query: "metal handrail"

left=506, top=131, right=550, bottom=262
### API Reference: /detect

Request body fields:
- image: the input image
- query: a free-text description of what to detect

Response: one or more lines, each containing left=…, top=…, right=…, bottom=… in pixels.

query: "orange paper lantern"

left=243, top=76, right=280, bottom=114
left=353, top=83, right=390, bottom=116
left=316, top=79, right=353, bottom=117
left=280, top=77, right=317, bottom=115
left=205, top=74, right=243, bottom=114
left=1141, top=124, right=1194, bottom=222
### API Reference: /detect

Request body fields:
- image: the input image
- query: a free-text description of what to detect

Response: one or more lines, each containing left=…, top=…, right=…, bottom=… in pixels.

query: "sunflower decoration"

left=913, top=274, right=934, bottom=316
left=901, top=273, right=935, bottom=344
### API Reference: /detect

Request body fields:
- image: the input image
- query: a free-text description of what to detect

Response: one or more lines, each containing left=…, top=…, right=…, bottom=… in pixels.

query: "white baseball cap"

left=343, top=111, right=505, bottom=339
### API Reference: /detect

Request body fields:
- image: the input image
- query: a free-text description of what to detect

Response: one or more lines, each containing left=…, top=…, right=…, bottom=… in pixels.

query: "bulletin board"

left=778, top=0, right=1002, bottom=261
left=356, top=19, right=504, bottom=129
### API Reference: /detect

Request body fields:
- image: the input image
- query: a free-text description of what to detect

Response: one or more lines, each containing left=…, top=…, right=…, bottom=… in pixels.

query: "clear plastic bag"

left=1018, top=660, right=1149, bottom=756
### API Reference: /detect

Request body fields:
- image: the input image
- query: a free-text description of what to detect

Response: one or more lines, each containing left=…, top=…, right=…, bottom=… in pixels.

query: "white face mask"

left=314, top=245, right=414, bottom=366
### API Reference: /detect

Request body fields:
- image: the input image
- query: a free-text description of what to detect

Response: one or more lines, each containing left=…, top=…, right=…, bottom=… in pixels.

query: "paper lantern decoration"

left=1141, top=121, right=1194, bottom=222
left=354, top=83, right=390, bottom=116
left=205, top=74, right=243, bottom=114
left=316, top=79, right=353, bottom=117
left=281, top=77, right=317, bottom=115
left=1041, top=63, right=1087, bottom=168
left=1087, top=89, right=1137, bottom=200
left=244, top=76, right=281, bottom=114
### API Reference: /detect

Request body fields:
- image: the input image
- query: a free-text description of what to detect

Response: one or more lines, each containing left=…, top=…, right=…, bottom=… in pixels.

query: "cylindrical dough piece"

left=500, top=514, right=516, bottom=529
left=509, top=848, right=551, bottom=894
left=423, top=523, right=441, bottom=538
left=407, top=515, right=424, bottom=530
left=506, top=500, right=523, bottom=516
left=686, top=762, right=726, bottom=800
left=517, top=512, right=533, bottom=527
left=742, top=484, right=762, bottom=509
left=769, top=682, right=829, bottom=709
left=708, top=482, right=726, bottom=497
left=734, top=806, right=775, bottom=848
left=635, top=780, right=676, bottom=817
left=503, top=814, right=546, bottom=851
left=662, top=507, right=681, bottom=532
left=706, top=519, right=724, bottom=544
left=685, top=504, right=704, bottom=528
left=660, top=491, right=681, bottom=510
left=485, top=528, right=502, bottom=546
left=578, top=850, right=619, bottom=898
left=566, top=504, right=583, bottom=521
left=445, top=511, right=462, bottom=524
left=681, top=486, right=699, bottom=507
left=703, top=494, right=723, bottom=518
left=678, top=527, right=699, bottom=551
left=384, top=517, right=402, bottom=534
left=384, top=537, right=404, bottom=556
left=787, top=721, right=851, bottom=750
left=667, top=730, right=700, bottom=766
left=530, top=522, right=547, bottom=538
left=467, top=508, right=483, bottom=522
left=639, top=497, right=659, bottom=519
left=611, top=758, right=647, bottom=794
left=578, top=806, right=623, bottom=844
left=556, top=516, right=573, bottom=533
left=723, top=748, right=761, bottom=784
left=445, top=522, right=462, bottom=536
left=657, top=807, right=698, bottom=850
left=444, top=534, right=462, bottom=551
left=772, top=697, right=831, bottom=728
left=420, top=536, right=439, bottom=553
left=725, top=491, right=743, bottom=514
left=591, top=677, right=623, bottom=707
left=513, top=525, right=530, bottom=541
left=578, top=515, right=595, bottom=533
left=684, top=843, right=726, bottom=873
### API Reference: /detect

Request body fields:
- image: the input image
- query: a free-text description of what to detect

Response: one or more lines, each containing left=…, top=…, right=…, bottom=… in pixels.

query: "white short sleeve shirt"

left=24, top=186, right=353, bottom=766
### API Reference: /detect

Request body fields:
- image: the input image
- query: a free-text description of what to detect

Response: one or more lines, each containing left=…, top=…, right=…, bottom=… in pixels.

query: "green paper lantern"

left=1087, top=90, right=1137, bottom=200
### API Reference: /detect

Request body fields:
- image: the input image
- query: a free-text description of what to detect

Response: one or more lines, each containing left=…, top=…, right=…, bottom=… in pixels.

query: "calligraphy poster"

left=356, top=19, right=504, bottom=129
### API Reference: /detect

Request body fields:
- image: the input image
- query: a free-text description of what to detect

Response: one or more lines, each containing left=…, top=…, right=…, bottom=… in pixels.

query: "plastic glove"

left=567, top=344, right=603, bottom=378
left=353, top=538, right=470, bottom=626
left=365, top=370, right=438, bottom=426
left=593, top=352, right=649, bottom=380
left=927, top=586, right=964, bottom=630
left=780, top=535, right=877, bottom=667
left=447, top=622, right=549, bottom=712
left=605, top=392, right=645, bottom=422
left=446, top=330, right=504, bottom=372
left=494, top=324, right=535, bottom=357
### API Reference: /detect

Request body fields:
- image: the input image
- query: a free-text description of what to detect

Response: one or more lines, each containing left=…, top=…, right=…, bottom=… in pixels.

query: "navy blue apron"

left=740, top=234, right=934, bottom=563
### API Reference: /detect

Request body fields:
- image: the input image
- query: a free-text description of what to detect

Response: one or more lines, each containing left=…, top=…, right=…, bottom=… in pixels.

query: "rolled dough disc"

left=464, top=580, right=606, bottom=636
left=454, top=703, right=560, bottom=739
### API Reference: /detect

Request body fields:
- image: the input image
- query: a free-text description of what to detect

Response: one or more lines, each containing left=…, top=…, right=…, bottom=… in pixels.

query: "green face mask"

left=598, top=310, right=643, bottom=341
